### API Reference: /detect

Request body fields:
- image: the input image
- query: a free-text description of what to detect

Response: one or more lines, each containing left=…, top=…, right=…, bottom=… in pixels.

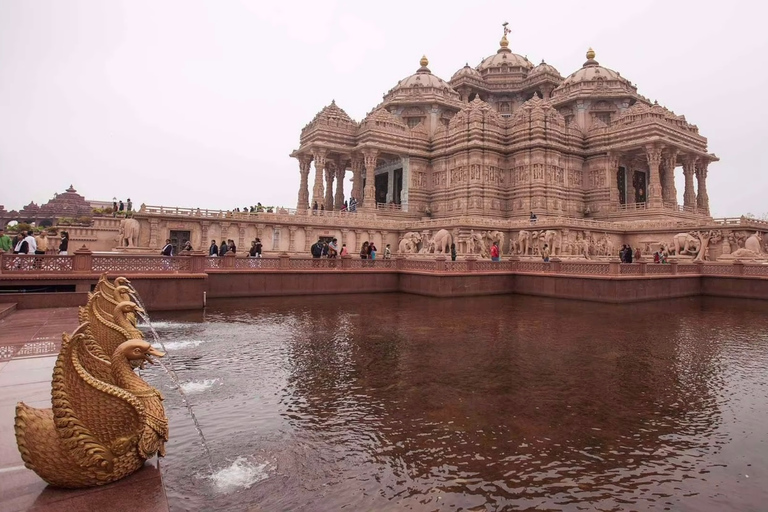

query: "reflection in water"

left=144, top=295, right=768, bottom=511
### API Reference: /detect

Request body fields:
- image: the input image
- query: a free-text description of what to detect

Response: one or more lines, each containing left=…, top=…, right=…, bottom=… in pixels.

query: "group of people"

left=619, top=245, right=640, bottom=263
left=232, top=203, right=275, bottom=214
left=312, top=197, right=358, bottom=214
left=309, top=237, right=391, bottom=260
left=0, top=228, right=69, bottom=255
left=112, top=198, right=133, bottom=215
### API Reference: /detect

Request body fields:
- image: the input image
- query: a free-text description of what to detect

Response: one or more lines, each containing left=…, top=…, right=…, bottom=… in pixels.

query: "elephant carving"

left=117, top=218, right=140, bottom=248
left=745, top=232, right=763, bottom=254
left=672, top=233, right=700, bottom=256
left=398, top=232, right=422, bottom=254
left=431, top=229, right=452, bottom=254
left=539, top=230, right=560, bottom=256
left=516, top=230, right=532, bottom=255
left=485, top=231, right=505, bottom=255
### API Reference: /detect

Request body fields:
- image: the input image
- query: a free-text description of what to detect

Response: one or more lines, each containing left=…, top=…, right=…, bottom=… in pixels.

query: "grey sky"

left=1, top=0, right=766, bottom=217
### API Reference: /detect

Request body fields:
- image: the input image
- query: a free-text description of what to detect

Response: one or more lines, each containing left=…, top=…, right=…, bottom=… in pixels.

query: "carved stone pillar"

left=682, top=155, right=698, bottom=209
left=201, top=221, right=210, bottom=249
left=362, top=149, right=379, bottom=209
left=238, top=223, right=246, bottom=251
left=354, top=229, right=364, bottom=252
left=220, top=222, right=230, bottom=243
left=696, top=160, right=710, bottom=214
left=149, top=219, right=159, bottom=249
left=645, top=144, right=663, bottom=208
left=341, top=228, right=350, bottom=251
left=335, top=160, right=346, bottom=210
left=324, top=167, right=335, bottom=210
left=304, top=227, right=313, bottom=252
left=297, top=155, right=312, bottom=210
left=256, top=223, right=265, bottom=242
left=381, top=230, right=389, bottom=252
left=662, top=148, right=679, bottom=205
left=312, top=149, right=327, bottom=209
left=288, top=226, right=297, bottom=252
left=351, top=157, right=364, bottom=203
left=607, top=152, right=621, bottom=205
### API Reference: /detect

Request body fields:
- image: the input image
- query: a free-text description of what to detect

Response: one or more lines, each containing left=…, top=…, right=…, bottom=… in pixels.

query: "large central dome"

left=476, top=34, right=533, bottom=75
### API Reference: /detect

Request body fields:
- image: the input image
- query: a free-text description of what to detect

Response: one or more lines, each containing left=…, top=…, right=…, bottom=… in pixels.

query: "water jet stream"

left=129, top=291, right=214, bottom=472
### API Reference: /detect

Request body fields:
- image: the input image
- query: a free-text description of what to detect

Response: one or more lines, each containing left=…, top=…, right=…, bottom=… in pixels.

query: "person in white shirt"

left=24, top=232, right=37, bottom=253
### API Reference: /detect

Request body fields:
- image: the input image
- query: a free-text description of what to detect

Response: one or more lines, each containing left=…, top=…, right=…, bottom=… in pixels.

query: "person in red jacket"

left=491, top=241, right=500, bottom=262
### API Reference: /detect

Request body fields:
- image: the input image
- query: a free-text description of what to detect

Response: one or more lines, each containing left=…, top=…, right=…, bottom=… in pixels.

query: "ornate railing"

left=92, top=255, right=192, bottom=273
left=2, top=251, right=768, bottom=279
left=0, top=255, right=74, bottom=273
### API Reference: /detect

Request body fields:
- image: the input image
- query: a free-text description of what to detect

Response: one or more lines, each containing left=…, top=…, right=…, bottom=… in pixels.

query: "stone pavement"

left=0, top=307, right=169, bottom=512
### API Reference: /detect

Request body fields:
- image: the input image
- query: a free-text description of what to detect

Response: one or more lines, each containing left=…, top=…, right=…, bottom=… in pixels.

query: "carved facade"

left=291, top=30, right=717, bottom=221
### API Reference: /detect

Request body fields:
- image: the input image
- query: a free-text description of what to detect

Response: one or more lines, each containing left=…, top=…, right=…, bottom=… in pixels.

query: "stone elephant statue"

left=672, top=232, right=700, bottom=255
left=745, top=232, right=764, bottom=254
left=517, top=230, right=532, bottom=255
left=539, top=230, right=560, bottom=256
left=398, top=232, right=422, bottom=254
left=432, top=229, right=452, bottom=253
left=117, top=218, right=140, bottom=248
left=485, top=231, right=505, bottom=255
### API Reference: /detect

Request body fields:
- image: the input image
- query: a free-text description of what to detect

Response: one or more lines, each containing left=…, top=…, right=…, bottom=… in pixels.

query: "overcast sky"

left=1, top=0, right=766, bottom=217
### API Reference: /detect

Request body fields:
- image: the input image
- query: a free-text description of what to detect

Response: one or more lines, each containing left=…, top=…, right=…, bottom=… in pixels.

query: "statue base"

left=111, top=247, right=156, bottom=254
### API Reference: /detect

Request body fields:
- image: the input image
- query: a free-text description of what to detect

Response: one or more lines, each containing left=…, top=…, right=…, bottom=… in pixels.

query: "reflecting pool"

left=142, top=294, right=768, bottom=511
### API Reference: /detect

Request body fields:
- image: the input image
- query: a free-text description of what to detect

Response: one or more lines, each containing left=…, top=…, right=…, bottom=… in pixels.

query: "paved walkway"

left=0, top=308, right=169, bottom=512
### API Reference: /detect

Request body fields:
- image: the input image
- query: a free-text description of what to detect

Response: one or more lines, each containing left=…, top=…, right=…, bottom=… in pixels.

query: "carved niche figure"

left=117, top=218, right=141, bottom=248
left=431, top=229, right=453, bottom=254
left=470, top=232, right=490, bottom=258
left=398, top=232, right=422, bottom=253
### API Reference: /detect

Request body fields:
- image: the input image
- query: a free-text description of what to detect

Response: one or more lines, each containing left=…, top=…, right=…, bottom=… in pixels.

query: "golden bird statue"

left=14, top=276, right=169, bottom=488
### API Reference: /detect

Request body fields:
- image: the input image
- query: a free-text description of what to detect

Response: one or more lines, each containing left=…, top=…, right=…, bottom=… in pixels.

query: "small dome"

left=451, top=63, right=482, bottom=81
left=389, top=56, right=454, bottom=92
left=477, top=48, right=533, bottom=72
left=558, top=48, right=628, bottom=87
left=529, top=59, right=561, bottom=77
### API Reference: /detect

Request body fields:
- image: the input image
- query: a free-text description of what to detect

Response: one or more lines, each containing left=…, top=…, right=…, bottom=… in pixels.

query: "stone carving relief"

left=398, top=232, right=422, bottom=253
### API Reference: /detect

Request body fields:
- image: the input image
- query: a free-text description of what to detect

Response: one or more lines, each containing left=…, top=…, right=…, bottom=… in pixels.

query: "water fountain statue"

left=13, top=275, right=169, bottom=488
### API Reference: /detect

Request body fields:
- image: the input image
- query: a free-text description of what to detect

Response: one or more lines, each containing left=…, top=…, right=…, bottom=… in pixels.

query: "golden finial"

left=420, top=55, right=429, bottom=68
left=586, top=47, right=596, bottom=60
left=500, top=21, right=510, bottom=48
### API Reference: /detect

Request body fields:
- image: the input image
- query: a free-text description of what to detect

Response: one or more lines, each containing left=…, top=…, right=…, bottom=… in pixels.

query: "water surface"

left=143, top=294, right=768, bottom=511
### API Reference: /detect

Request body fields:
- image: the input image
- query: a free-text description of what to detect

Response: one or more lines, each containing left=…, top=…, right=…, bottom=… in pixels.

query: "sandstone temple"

left=291, top=29, right=715, bottom=221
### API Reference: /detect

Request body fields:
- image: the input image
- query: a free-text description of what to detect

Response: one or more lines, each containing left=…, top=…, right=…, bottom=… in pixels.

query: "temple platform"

left=0, top=308, right=169, bottom=512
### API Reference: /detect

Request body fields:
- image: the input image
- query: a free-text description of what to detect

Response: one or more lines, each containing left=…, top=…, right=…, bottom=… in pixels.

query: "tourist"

left=228, top=239, right=236, bottom=254
left=542, top=243, right=550, bottom=262
left=0, top=228, right=12, bottom=252
left=491, top=241, right=500, bottom=262
left=112, top=199, right=118, bottom=215
left=119, top=200, right=124, bottom=212
left=23, top=231, right=37, bottom=254
left=619, top=244, right=627, bottom=263
left=368, top=242, right=377, bottom=260
left=328, top=238, right=339, bottom=258
left=349, top=197, right=357, bottom=212
left=209, top=240, right=218, bottom=257
left=249, top=241, right=257, bottom=257
left=450, top=243, right=457, bottom=262
left=360, top=241, right=369, bottom=259
left=59, top=231, right=69, bottom=255
left=126, top=198, right=132, bottom=212
left=529, top=211, right=538, bottom=225
left=634, top=247, right=641, bottom=261
left=384, top=244, right=391, bottom=259
left=218, top=239, right=228, bottom=257
left=340, top=243, right=348, bottom=256
left=625, top=245, right=633, bottom=263
left=161, top=239, right=173, bottom=256
left=311, top=238, right=323, bottom=259
left=181, top=241, right=193, bottom=253
left=321, top=242, right=329, bottom=257
left=34, top=232, right=47, bottom=254
left=653, top=250, right=661, bottom=264
left=254, top=238, right=263, bottom=258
